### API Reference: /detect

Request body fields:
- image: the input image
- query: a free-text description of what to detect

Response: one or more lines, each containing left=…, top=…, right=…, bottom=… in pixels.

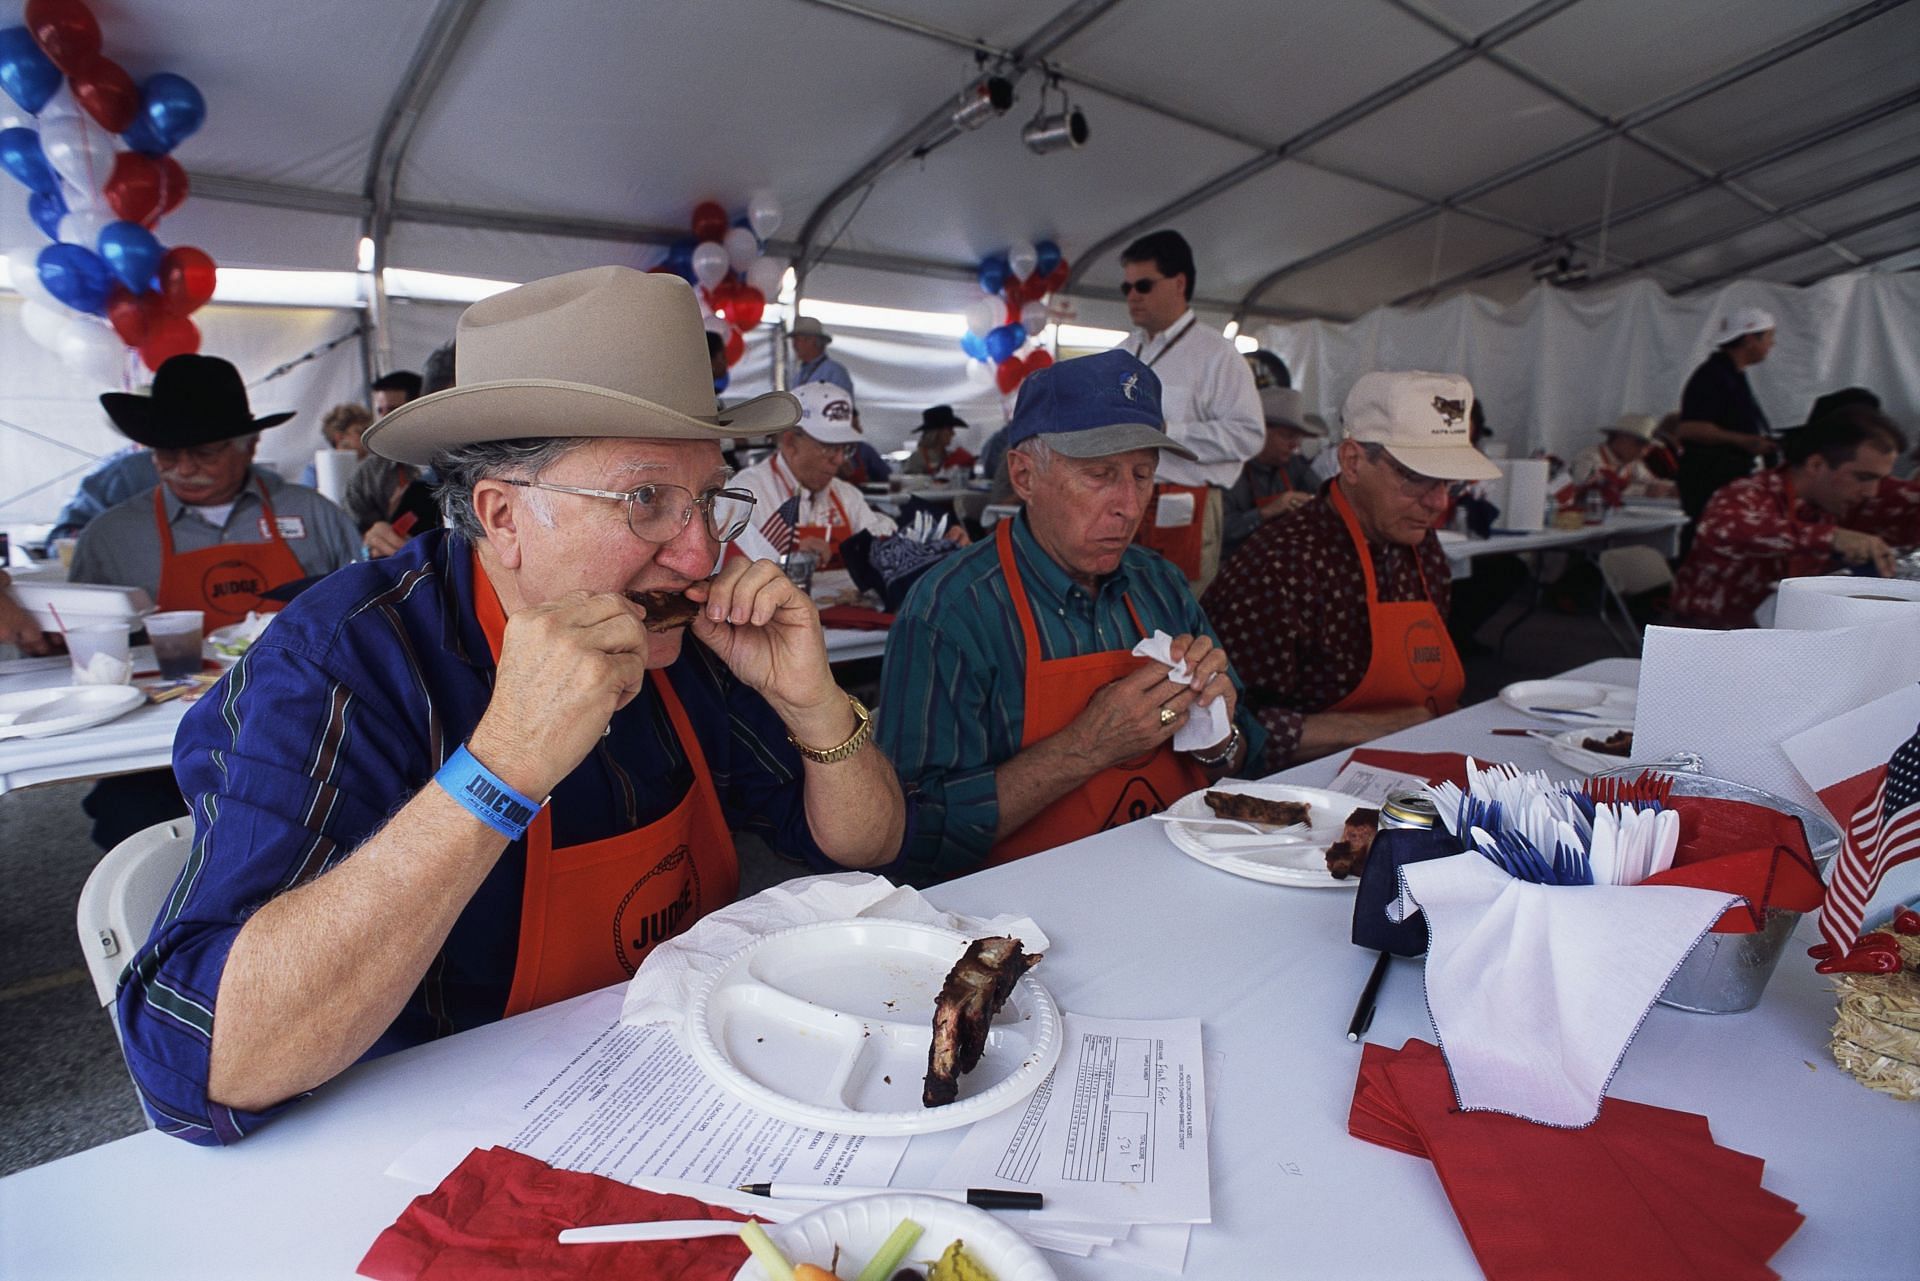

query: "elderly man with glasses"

left=1205, top=372, right=1500, bottom=771
left=114, top=269, right=908, bottom=1145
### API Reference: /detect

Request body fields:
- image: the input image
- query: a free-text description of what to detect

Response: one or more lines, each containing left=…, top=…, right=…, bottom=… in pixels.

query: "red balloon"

left=995, top=355, right=1025, bottom=395
left=1025, top=348, right=1054, bottom=373
left=1003, top=296, right=1020, bottom=325
left=723, top=327, right=745, bottom=368
left=724, top=285, right=765, bottom=330
left=103, top=152, right=163, bottom=225
left=25, top=0, right=100, bottom=73
left=159, top=246, right=217, bottom=316
left=139, top=313, right=200, bottom=372
left=690, top=200, right=729, bottom=244
left=702, top=280, right=731, bottom=315
left=69, top=55, right=138, bottom=132
left=154, top=156, right=189, bottom=220
left=1022, top=274, right=1052, bottom=304
left=1043, top=260, right=1070, bottom=292
left=105, top=284, right=149, bottom=347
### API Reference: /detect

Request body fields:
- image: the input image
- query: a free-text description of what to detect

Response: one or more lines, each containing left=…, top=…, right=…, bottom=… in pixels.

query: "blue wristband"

left=435, top=744, right=542, bottom=840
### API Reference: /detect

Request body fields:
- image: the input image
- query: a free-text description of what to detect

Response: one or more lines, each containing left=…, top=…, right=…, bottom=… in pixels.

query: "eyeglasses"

left=800, top=436, right=853, bottom=460
left=505, top=479, right=757, bottom=543
left=1371, top=450, right=1448, bottom=499
left=1119, top=277, right=1163, bottom=297
left=153, top=441, right=239, bottom=467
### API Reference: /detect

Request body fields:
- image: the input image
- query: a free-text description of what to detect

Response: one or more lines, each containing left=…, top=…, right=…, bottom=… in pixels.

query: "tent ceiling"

left=88, top=0, right=1916, bottom=323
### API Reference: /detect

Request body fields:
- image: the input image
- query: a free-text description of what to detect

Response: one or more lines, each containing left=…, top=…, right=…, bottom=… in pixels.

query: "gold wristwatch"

left=787, top=693, right=873, bottom=764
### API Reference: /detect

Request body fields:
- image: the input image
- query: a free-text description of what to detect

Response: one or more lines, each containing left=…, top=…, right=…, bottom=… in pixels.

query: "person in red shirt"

left=1670, top=410, right=1899, bottom=627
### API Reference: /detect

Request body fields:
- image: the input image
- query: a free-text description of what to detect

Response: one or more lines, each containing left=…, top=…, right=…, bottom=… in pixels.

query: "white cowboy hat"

left=1602, top=413, right=1658, bottom=442
left=364, top=266, right=799, bottom=466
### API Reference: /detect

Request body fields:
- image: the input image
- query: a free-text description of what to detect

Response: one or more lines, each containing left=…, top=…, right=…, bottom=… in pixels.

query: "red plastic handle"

left=1893, top=906, right=1920, bottom=936
left=1815, top=947, right=1903, bottom=975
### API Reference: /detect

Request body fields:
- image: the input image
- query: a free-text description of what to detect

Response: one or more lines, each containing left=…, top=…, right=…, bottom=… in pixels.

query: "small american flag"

left=761, top=494, right=801, bottom=556
left=1819, top=719, right=1920, bottom=956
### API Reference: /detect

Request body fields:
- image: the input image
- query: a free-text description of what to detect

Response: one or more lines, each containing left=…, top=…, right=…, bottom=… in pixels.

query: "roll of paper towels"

left=314, top=449, right=358, bottom=504
left=1495, top=459, right=1550, bottom=532
left=1772, top=575, right=1920, bottom=630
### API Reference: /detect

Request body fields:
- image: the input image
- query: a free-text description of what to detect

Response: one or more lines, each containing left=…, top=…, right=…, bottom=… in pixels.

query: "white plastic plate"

left=1544, top=726, right=1637, bottom=776
left=685, top=919, right=1061, bottom=1137
left=0, top=684, right=145, bottom=739
left=206, top=613, right=275, bottom=665
left=1499, top=679, right=1637, bottom=724
left=1160, top=781, right=1368, bottom=889
left=738, top=1192, right=1058, bottom=1281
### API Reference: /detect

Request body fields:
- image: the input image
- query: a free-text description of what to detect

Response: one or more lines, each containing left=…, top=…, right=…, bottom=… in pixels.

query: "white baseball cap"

left=1342, top=371, right=1500, bottom=482
left=792, top=380, right=862, bottom=444
left=1715, top=307, right=1775, bottom=345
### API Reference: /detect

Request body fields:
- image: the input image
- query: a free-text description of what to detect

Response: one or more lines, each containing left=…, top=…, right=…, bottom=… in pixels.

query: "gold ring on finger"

left=1159, top=706, right=1177, bottom=727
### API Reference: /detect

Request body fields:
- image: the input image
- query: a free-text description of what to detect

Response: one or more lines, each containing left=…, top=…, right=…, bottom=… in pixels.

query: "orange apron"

left=471, top=559, right=739, bottom=1017
left=152, top=480, right=307, bottom=627
left=986, top=521, right=1208, bottom=865
left=773, top=458, right=856, bottom=568
left=1130, top=316, right=1209, bottom=579
left=1327, top=481, right=1466, bottom=718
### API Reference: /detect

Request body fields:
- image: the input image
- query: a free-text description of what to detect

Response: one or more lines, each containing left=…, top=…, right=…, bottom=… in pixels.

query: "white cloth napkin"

left=1388, top=852, right=1740, bottom=1127
left=1132, top=630, right=1231, bottom=753
left=619, top=871, right=1048, bottom=1027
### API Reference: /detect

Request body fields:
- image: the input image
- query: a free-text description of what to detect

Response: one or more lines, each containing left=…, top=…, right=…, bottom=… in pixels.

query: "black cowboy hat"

left=916, top=404, right=967, bottom=432
left=99, top=354, right=295, bottom=449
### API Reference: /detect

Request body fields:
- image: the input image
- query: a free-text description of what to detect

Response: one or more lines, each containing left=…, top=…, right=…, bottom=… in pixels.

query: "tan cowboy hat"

left=364, top=266, right=799, bottom=466
left=1601, top=413, right=1658, bottom=443
left=789, top=316, right=833, bottom=344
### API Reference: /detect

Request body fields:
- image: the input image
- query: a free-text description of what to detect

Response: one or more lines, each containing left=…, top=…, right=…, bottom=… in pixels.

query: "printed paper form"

left=936, top=1013, right=1210, bottom=1224
left=388, top=988, right=905, bottom=1192
left=1327, top=759, right=1432, bottom=805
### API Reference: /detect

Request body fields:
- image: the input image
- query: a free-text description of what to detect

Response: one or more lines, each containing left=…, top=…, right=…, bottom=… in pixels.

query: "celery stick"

left=740, top=1221, right=796, bottom=1281
left=855, top=1217, right=925, bottom=1281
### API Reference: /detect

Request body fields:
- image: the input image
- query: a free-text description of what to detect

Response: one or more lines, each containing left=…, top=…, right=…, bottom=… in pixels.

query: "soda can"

left=1380, top=788, right=1439, bottom=831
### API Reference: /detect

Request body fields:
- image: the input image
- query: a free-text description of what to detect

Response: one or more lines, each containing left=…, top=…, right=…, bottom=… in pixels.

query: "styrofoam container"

left=10, top=581, right=153, bottom=631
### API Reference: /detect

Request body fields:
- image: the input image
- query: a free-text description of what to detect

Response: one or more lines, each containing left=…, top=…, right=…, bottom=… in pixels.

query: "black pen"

left=737, top=1183, right=1043, bottom=1210
left=1347, top=950, right=1391, bottom=1042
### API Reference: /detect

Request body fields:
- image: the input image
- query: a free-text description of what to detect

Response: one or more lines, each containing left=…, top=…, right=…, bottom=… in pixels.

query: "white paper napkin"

left=1132, top=630, right=1231, bottom=753
left=1388, top=852, right=1740, bottom=1127
left=618, top=871, right=1048, bottom=1026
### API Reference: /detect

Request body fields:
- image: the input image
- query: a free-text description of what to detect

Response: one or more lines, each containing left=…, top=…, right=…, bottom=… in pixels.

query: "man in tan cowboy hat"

left=114, top=267, right=908, bottom=1145
left=1220, top=386, right=1328, bottom=561
left=1568, top=413, right=1677, bottom=499
left=788, top=315, right=853, bottom=394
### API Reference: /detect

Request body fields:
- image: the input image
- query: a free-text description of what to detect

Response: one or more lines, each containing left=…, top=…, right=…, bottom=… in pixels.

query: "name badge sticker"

left=260, top=515, right=307, bottom=539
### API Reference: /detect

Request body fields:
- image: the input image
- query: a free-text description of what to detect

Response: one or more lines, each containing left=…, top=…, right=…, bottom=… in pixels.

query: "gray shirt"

left=71, top=467, right=362, bottom=595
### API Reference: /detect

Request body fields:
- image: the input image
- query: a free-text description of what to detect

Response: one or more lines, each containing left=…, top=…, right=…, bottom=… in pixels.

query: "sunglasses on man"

left=1119, top=277, right=1168, bottom=296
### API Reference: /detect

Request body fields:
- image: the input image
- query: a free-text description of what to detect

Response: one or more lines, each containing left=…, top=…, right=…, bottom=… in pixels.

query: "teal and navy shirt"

left=876, top=512, right=1264, bottom=883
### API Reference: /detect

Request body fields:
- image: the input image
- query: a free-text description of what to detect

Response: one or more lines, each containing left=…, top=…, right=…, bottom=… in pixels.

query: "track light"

left=1022, top=76, right=1087, bottom=155
left=951, top=74, right=1015, bottom=131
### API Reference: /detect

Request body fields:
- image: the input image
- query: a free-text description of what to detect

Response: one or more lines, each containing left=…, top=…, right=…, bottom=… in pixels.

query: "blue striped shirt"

left=875, top=513, right=1264, bottom=882
left=120, top=529, right=880, bottom=1145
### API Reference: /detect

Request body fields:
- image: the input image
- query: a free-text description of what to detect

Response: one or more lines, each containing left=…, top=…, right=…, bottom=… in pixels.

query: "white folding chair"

left=76, top=817, right=193, bottom=1033
left=1596, top=545, right=1675, bottom=652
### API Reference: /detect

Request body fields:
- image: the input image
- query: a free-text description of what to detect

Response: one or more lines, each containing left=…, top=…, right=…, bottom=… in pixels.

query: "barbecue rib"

left=1204, top=792, right=1312, bottom=827
left=923, top=936, right=1041, bottom=1107
left=624, top=589, right=701, bottom=632
left=1325, top=807, right=1381, bottom=880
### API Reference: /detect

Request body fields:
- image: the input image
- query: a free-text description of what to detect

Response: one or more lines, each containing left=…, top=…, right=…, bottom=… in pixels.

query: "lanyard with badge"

left=1132, top=315, right=1197, bottom=370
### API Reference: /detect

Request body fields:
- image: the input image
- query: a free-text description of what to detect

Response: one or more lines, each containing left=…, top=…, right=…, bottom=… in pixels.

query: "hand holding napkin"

left=1131, top=629, right=1230, bottom=753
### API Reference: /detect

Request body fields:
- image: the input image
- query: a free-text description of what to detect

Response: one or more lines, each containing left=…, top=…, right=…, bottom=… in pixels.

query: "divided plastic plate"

left=739, top=1193, right=1058, bottom=1281
left=686, top=919, right=1061, bottom=1137
left=0, top=684, right=145, bottom=740
left=1160, top=781, right=1365, bottom=889
left=1499, top=679, right=1637, bottom=724
left=1544, top=726, right=1637, bottom=776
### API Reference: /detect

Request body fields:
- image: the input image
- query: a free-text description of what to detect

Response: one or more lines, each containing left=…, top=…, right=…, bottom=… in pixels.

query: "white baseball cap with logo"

left=1714, top=306, right=1775, bottom=345
left=792, top=380, right=862, bottom=444
left=1342, top=370, right=1500, bottom=482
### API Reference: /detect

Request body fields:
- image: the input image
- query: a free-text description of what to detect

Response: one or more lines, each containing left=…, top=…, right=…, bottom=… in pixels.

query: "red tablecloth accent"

left=1642, top=795, right=1823, bottom=933
left=817, top=604, right=895, bottom=631
left=1344, top=748, right=1471, bottom=788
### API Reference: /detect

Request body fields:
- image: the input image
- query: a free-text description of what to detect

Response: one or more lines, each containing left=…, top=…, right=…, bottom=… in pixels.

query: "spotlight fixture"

left=1022, top=75, right=1088, bottom=155
left=951, top=74, right=1016, bottom=131
left=1530, top=244, right=1589, bottom=286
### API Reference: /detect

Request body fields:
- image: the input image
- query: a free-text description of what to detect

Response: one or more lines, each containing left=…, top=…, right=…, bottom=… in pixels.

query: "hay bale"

left=1829, top=926, right=1920, bottom=1101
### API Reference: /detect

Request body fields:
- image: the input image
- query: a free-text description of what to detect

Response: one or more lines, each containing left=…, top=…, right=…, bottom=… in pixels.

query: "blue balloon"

left=713, top=371, right=730, bottom=395
left=97, top=220, right=164, bottom=292
left=119, top=111, right=167, bottom=156
left=978, top=254, right=1009, bottom=297
left=0, top=26, right=60, bottom=115
left=985, top=322, right=1027, bottom=364
left=1034, top=239, right=1062, bottom=277
left=37, top=242, right=113, bottom=315
left=140, top=73, right=207, bottom=152
left=959, top=331, right=989, bottom=362
left=28, top=187, right=66, bottom=239
left=0, top=126, right=58, bottom=196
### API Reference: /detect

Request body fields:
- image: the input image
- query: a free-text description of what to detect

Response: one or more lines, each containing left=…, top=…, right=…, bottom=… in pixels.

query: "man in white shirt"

left=732, top=381, right=901, bottom=567
left=1120, top=229, right=1262, bottom=594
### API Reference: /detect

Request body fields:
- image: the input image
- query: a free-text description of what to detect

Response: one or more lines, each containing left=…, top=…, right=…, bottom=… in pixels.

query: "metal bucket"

left=1594, top=761, right=1839, bottom=1015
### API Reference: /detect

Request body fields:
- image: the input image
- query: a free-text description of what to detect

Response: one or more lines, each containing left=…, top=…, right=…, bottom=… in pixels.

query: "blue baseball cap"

left=1005, top=350, right=1198, bottom=461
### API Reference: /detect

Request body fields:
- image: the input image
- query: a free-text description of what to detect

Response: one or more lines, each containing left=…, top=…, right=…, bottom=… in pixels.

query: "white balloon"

left=747, top=190, right=782, bottom=242
left=54, top=314, right=128, bottom=386
left=6, top=244, right=59, bottom=310
left=18, top=299, right=68, bottom=350
left=965, top=297, right=999, bottom=339
left=1019, top=299, right=1050, bottom=334
left=745, top=254, right=787, bottom=299
left=965, top=355, right=996, bottom=383
left=723, top=225, right=758, bottom=275
left=1007, top=239, right=1039, bottom=281
left=38, top=108, right=116, bottom=200
left=691, top=241, right=730, bottom=290
left=57, top=206, right=109, bottom=248
left=702, top=311, right=730, bottom=338
left=0, top=106, right=27, bottom=131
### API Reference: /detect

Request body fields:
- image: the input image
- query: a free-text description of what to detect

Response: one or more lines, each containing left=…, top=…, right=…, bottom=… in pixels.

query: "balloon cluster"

left=1, top=0, right=214, bottom=383
left=649, top=192, right=784, bottom=393
left=962, top=239, right=1067, bottom=394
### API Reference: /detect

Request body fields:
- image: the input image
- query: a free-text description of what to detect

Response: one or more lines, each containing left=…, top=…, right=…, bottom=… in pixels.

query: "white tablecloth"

left=1442, top=507, right=1686, bottom=579
left=1, top=659, right=1904, bottom=1279
left=0, top=650, right=194, bottom=795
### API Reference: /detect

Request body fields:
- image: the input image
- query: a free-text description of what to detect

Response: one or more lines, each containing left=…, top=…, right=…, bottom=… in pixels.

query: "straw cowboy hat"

left=100, top=354, right=294, bottom=449
left=1602, top=413, right=1658, bottom=442
left=364, top=266, right=799, bottom=466
left=789, top=316, right=833, bottom=345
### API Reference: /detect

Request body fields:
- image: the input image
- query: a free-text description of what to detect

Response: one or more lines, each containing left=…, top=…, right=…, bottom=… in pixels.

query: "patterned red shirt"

left=1203, top=492, right=1451, bottom=770
left=1670, top=469, right=1837, bottom=626
left=1855, top=475, right=1920, bottom=551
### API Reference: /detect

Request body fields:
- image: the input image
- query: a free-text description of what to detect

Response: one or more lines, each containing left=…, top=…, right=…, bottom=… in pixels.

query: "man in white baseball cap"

left=1675, top=305, right=1778, bottom=521
left=1205, top=371, right=1496, bottom=768
left=1569, top=412, right=1677, bottom=499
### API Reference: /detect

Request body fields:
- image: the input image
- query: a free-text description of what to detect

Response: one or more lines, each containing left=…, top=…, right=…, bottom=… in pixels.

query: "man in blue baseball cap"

left=877, top=350, right=1263, bottom=882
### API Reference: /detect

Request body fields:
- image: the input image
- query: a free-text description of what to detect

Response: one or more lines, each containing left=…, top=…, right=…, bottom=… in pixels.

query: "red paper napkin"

left=1639, top=795, right=1823, bottom=933
left=1344, top=748, right=1471, bottom=789
left=357, top=1146, right=751, bottom=1281
left=1347, top=1041, right=1802, bottom=1281
left=817, top=604, right=895, bottom=631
